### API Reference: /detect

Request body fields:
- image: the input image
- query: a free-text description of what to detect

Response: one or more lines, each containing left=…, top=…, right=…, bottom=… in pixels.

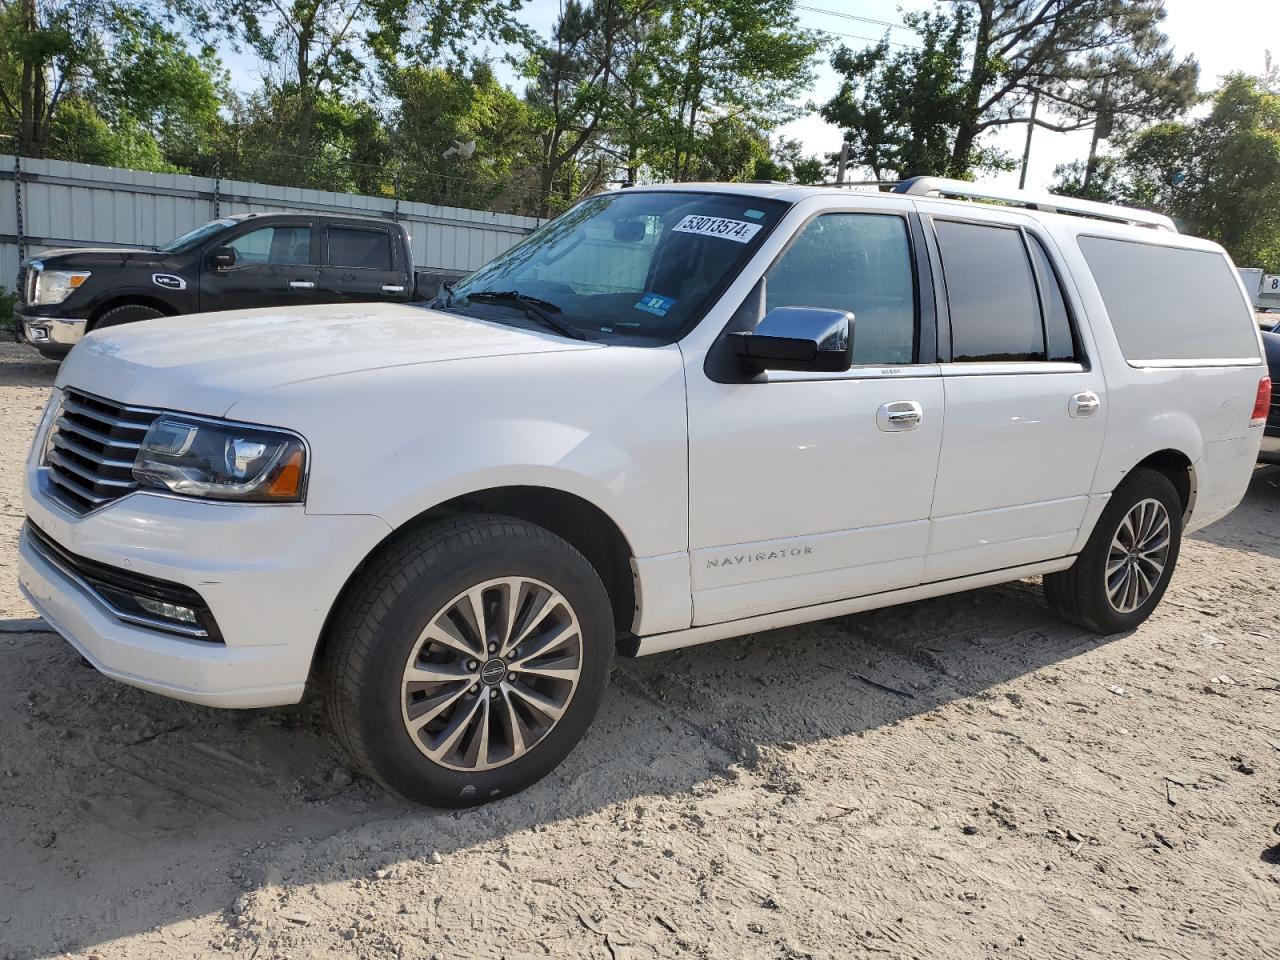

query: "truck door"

left=199, top=220, right=322, bottom=312
left=920, top=210, right=1107, bottom=580
left=684, top=204, right=946, bottom=626
left=317, top=222, right=407, bottom=303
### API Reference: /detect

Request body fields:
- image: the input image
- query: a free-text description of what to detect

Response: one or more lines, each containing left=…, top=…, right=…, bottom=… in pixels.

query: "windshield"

left=446, top=191, right=788, bottom=342
left=161, top=218, right=238, bottom=254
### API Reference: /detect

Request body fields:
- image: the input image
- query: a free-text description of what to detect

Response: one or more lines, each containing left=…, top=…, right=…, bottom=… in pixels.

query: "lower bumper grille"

left=25, top=521, right=222, bottom=642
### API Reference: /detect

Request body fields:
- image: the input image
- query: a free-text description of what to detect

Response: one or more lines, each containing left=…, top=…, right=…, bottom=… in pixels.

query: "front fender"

left=224, top=345, right=690, bottom=560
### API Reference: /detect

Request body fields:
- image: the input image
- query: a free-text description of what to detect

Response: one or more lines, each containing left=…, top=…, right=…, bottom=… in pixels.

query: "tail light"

left=1252, top=377, right=1272, bottom=427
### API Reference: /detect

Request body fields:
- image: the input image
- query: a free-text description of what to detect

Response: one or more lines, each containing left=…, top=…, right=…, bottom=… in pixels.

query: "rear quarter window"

left=1078, top=236, right=1260, bottom=363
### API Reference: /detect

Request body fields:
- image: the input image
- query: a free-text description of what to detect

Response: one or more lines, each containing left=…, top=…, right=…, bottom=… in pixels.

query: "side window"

left=229, top=225, right=312, bottom=265
left=935, top=220, right=1043, bottom=362
left=1027, top=234, right=1078, bottom=362
left=764, top=213, right=915, bottom=365
left=328, top=227, right=393, bottom=270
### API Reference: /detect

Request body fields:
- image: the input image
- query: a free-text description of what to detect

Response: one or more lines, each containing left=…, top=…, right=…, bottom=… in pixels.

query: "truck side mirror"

left=729, top=306, right=854, bottom=373
left=208, top=246, right=237, bottom=270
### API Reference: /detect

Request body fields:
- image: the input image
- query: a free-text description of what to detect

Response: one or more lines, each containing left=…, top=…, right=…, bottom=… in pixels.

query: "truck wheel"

left=325, top=515, right=614, bottom=806
left=91, top=304, right=165, bottom=330
left=1044, top=467, right=1182, bottom=634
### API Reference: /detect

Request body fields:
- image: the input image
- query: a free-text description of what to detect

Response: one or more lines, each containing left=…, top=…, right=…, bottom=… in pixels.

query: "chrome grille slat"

left=45, top=389, right=158, bottom=515
left=47, top=449, right=137, bottom=488
left=61, top=396, right=152, bottom=431
left=55, top=416, right=145, bottom=450
left=50, top=433, right=136, bottom=469
left=48, top=470, right=111, bottom=506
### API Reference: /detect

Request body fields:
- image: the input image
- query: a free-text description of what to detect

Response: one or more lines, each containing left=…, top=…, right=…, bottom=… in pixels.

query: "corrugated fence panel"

left=1, top=155, right=543, bottom=293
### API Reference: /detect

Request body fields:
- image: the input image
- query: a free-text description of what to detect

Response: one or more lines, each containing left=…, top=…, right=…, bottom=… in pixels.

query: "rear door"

left=199, top=219, right=322, bottom=312
left=921, top=208, right=1107, bottom=580
left=317, top=221, right=407, bottom=303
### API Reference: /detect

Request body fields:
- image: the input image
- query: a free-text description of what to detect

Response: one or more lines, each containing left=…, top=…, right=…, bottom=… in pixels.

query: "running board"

left=623, top=557, right=1076, bottom=657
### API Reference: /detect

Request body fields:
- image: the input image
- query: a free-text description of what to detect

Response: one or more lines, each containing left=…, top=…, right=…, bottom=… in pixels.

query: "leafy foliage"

left=1054, top=66, right=1280, bottom=272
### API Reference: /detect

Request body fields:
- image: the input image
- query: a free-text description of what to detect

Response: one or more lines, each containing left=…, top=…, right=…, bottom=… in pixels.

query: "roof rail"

left=891, top=176, right=1176, bottom=232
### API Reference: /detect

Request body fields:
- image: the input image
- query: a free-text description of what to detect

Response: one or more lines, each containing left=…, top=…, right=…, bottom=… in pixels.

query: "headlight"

left=133, top=417, right=307, bottom=502
left=33, top=270, right=92, bottom=305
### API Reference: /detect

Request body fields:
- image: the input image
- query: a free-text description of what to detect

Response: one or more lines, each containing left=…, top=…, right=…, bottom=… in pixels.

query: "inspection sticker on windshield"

left=672, top=215, right=762, bottom=243
left=635, top=292, right=676, bottom=316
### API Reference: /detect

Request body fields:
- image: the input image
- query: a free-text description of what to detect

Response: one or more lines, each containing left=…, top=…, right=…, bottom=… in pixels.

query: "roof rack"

left=891, top=176, right=1176, bottom=231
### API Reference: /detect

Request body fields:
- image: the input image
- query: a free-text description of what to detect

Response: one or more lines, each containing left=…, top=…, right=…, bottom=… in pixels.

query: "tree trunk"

left=1019, top=90, right=1039, bottom=189
left=950, top=1, right=994, bottom=176
left=19, top=0, right=38, bottom=156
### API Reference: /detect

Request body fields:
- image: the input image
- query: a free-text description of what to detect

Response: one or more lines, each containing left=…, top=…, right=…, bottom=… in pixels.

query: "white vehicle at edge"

left=18, top=178, right=1271, bottom=806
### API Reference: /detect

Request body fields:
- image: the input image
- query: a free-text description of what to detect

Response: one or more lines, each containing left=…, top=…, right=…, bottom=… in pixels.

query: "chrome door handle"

left=877, top=400, right=922, bottom=432
left=381, top=284, right=406, bottom=293
left=288, top=280, right=315, bottom=289
left=1069, top=391, right=1100, bottom=418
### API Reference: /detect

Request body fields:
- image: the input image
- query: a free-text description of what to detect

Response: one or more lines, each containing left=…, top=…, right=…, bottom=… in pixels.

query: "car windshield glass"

left=446, top=191, right=787, bottom=343
left=161, top=218, right=238, bottom=254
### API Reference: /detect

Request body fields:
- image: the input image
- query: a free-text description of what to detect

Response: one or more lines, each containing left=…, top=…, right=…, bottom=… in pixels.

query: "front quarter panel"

left=222, top=345, right=691, bottom=561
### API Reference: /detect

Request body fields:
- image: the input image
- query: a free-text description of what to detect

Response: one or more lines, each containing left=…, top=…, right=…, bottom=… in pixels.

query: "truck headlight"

left=133, top=417, right=307, bottom=502
left=33, top=270, right=91, bottom=305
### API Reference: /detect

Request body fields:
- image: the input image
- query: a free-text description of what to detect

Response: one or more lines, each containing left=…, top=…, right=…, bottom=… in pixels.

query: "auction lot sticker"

left=672, top=215, right=762, bottom=243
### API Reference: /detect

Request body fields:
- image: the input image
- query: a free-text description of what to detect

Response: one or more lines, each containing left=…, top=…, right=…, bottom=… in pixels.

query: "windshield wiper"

left=462, top=290, right=588, bottom=341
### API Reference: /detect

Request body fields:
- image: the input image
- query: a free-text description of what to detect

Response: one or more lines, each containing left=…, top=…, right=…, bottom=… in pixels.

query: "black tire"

left=91, top=303, right=165, bottom=330
left=1044, top=467, right=1183, bottom=633
left=325, top=514, right=615, bottom=807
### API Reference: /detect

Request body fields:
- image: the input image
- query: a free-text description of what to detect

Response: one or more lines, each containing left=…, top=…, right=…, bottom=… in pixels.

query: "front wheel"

left=325, top=515, right=614, bottom=806
left=1045, top=467, right=1183, bottom=633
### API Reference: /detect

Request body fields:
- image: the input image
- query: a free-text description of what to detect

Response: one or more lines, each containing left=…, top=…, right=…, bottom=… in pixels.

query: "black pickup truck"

left=16, top=212, right=462, bottom=359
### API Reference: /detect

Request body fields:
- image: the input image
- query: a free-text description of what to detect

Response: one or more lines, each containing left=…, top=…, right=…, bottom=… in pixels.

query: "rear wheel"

left=91, top=303, right=165, bottom=330
left=325, top=515, right=614, bottom=806
left=1045, top=467, right=1182, bottom=633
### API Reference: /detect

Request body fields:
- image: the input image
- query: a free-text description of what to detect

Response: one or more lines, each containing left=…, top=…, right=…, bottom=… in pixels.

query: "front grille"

left=45, top=389, right=158, bottom=515
left=25, top=521, right=221, bottom=641
left=18, top=264, right=32, bottom=304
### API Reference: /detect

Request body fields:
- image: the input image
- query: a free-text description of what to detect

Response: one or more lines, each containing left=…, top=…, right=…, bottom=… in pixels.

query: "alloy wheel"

left=400, top=577, right=583, bottom=771
left=1105, top=498, right=1172, bottom=614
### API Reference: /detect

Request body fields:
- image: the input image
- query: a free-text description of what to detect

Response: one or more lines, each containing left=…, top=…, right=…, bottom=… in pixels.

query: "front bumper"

left=20, top=467, right=392, bottom=708
left=19, top=311, right=87, bottom=352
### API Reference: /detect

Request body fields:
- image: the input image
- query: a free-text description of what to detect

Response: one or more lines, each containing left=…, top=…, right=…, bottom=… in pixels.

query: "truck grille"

left=45, top=390, right=158, bottom=515
left=19, top=264, right=35, bottom=304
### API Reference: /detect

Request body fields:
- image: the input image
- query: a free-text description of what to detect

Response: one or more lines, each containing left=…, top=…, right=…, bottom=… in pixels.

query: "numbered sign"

left=1264, top=275, right=1280, bottom=294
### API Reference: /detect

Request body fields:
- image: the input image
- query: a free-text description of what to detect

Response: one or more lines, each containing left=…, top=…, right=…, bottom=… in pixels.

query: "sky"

left=217, top=0, right=1276, bottom=191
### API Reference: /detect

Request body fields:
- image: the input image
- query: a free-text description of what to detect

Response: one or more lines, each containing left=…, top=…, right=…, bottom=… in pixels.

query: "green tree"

left=1054, top=68, right=1280, bottom=271
left=0, top=0, right=227, bottom=169
left=824, top=0, right=1196, bottom=180
left=389, top=61, right=538, bottom=210
left=821, top=8, right=974, bottom=180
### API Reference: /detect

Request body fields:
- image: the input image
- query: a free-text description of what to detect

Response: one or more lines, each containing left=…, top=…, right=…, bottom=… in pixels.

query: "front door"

left=199, top=220, right=321, bottom=312
left=685, top=207, right=945, bottom=626
left=921, top=211, right=1107, bottom=580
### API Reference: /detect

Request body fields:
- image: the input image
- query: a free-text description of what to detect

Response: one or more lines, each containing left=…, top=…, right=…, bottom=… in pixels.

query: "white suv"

left=18, top=178, right=1271, bottom=805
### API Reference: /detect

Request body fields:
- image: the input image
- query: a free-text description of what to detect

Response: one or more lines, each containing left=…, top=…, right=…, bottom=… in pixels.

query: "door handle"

left=877, top=400, right=923, bottom=432
left=1069, top=391, right=1100, bottom=418
left=381, top=284, right=406, bottom=293
left=288, top=280, right=315, bottom=289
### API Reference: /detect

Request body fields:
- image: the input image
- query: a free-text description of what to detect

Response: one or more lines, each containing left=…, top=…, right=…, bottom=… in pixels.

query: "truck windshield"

left=446, top=191, right=788, bottom=342
left=161, top=218, right=238, bottom=254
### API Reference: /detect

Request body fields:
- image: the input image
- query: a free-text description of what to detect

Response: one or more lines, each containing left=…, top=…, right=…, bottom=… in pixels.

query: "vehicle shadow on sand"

left=1, top=573, right=1117, bottom=957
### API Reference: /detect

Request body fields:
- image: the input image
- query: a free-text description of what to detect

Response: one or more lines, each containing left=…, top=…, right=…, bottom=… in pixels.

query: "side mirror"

left=208, top=246, right=237, bottom=270
left=730, top=306, right=854, bottom=373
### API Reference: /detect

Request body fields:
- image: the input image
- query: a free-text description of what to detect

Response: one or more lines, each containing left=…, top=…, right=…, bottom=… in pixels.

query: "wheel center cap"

left=480, top=658, right=507, bottom=685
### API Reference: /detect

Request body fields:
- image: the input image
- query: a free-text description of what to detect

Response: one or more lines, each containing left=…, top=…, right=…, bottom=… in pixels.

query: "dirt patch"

left=2, top=342, right=1278, bottom=960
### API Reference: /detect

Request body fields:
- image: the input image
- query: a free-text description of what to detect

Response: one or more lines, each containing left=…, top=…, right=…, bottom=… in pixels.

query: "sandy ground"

left=1, top=339, right=1278, bottom=960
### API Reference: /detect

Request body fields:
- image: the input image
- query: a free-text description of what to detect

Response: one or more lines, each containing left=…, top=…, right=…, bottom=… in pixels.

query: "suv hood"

left=57, top=301, right=601, bottom=416
left=31, top=246, right=162, bottom=267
